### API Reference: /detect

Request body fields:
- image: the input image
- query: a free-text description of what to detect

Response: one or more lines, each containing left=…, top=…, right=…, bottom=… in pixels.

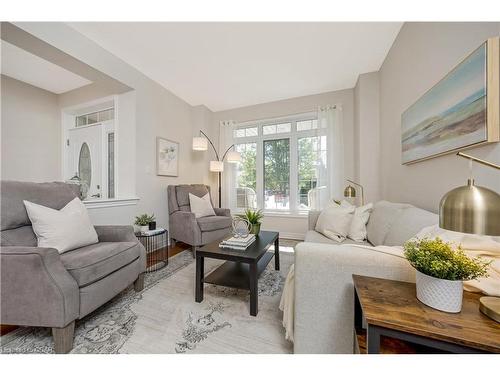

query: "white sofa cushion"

left=366, top=201, right=412, bottom=246
left=341, top=201, right=373, bottom=242
left=23, top=197, right=98, bottom=253
left=315, top=205, right=354, bottom=242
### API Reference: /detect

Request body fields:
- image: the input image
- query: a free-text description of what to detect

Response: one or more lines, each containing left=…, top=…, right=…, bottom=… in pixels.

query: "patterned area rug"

left=1, top=241, right=296, bottom=354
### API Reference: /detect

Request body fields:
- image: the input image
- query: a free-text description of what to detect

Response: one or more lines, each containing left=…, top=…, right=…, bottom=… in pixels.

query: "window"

left=75, top=108, right=114, bottom=127
left=231, top=113, right=326, bottom=213
left=264, top=138, right=290, bottom=210
left=234, top=143, right=257, bottom=208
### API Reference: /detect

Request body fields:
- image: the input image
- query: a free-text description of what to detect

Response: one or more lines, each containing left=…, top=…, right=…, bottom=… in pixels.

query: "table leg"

left=367, top=325, right=381, bottom=354
left=195, top=255, right=204, bottom=303
left=249, top=262, right=258, bottom=316
left=274, top=237, right=280, bottom=271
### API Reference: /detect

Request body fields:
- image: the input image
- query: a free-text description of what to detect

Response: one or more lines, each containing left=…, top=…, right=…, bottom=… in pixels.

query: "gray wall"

left=1, top=75, right=61, bottom=182
left=379, top=22, right=500, bottom=212
left=11, top=23, right=213, bottom=230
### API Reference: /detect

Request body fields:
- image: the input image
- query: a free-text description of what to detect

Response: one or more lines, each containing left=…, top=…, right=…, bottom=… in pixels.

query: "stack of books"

left=219, top=234, right=256, bottom=250
left=141, top=228, right=166, bottom=236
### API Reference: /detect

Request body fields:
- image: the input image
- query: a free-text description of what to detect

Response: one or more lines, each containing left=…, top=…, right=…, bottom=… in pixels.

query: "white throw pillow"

left=189, top=192, right=216, bottom=218
left=315, top=204, right=355, bottom=242
left=24, top=198, right=98, bottom=254
left=341, top=200, right=373, bottom=242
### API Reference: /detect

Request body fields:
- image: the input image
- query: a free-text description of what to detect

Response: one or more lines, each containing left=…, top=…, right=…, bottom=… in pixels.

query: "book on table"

left=219, top=234, right=256, bottom=250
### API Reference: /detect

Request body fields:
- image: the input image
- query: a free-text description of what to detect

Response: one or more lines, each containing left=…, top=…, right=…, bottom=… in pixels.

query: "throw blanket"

left=279, top=225, right=500, bottom=342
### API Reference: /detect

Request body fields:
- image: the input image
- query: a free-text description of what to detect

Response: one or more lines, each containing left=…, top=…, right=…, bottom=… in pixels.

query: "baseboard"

left=279, top=232, right=305, bottom=241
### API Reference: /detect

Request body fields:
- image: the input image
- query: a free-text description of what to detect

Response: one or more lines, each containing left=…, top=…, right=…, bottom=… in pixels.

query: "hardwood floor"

left=0, top=242, right=193, bottom=337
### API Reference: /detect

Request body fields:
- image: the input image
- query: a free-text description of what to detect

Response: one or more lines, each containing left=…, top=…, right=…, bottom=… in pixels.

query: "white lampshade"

left=209, top=160, right=224, bottom=172
left=226, top=150, right=241, bottom=163
left=192, top=137, right=208, bottom=151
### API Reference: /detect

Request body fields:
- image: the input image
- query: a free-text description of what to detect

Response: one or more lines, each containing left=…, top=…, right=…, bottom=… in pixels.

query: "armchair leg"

left=170, top=238, right=176, bottom=247
left=192, top=246, right=198, bottom=258
left=134, top=273, right=145, bottom=292
left=52, top=321, right=75, bottom=354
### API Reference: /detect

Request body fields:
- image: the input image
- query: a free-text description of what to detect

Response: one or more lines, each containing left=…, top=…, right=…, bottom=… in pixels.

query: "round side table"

left=135, top=229, right=169, bottom=272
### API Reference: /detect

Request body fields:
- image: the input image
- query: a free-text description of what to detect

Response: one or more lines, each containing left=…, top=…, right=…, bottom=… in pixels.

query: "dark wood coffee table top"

left=197, top=230, right=279, bottom=263
left=353, top=275, right=500, bottom=353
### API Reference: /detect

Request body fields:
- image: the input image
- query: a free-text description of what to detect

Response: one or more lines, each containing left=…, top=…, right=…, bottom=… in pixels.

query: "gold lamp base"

left=479, top=296, right=500, bottom=323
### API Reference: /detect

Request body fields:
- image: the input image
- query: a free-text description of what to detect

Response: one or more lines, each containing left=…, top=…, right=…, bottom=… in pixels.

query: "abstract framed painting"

left=401, top=37, right=499, bottom=165
left=156, top=137, right=179, bottom=176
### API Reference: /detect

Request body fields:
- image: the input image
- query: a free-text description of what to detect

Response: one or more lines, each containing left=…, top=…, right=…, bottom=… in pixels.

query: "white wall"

left=212, top=89, right=355, bottom=239
left=1, top=75, right=61, bottom=182
left=12, top=23, right=212, bottom=231
left=353, top=72, right=381, bottom=203
left=379, top=22, right=500, bottom=213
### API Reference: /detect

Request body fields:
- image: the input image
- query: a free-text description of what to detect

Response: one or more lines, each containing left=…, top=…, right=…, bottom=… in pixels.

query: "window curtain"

left=311, top=105, right=344, bottom=210
left=220, top=120, right=237, bottom=208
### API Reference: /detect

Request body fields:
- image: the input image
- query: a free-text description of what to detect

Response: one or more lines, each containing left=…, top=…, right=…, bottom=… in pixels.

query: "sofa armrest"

left=213, top=208, right=231, bottom=217
left=0, top=246, right=79, bottom=328
left=293, top=242, right=415, bottom=354
left=169, top=211, right=201, bottom=245
left=94, top=225, right=138, bottom=243
left=308, top=210, right=321, bottom=230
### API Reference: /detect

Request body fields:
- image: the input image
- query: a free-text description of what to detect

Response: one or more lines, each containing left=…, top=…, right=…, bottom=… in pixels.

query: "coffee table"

left=195, top=231, right=280, bottom=316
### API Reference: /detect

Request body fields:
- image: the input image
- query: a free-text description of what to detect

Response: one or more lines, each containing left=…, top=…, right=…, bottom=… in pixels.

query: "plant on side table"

left=135, top=213, right=156, bottom=233
left=237, top=209, right=264, bottom=235
left=403, top=237, right=490, bottom=313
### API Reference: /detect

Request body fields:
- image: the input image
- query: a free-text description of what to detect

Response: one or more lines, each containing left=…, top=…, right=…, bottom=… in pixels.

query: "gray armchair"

left=0, top=181, right=146, bottom=353
left=168, top=184, right=232, bottom=257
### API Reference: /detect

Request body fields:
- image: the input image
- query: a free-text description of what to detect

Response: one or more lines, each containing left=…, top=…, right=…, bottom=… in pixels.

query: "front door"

left=68, top=124, right=102, bottom=199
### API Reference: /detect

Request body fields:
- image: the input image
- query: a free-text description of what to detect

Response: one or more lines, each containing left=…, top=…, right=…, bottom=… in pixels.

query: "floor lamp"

left=439, top=151, right=500, bottom=323
left=192, top=130, right=241, bottom=208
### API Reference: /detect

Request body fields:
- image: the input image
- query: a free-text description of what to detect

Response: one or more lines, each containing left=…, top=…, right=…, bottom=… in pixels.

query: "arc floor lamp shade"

left=192, top=136, right=208, bottom=151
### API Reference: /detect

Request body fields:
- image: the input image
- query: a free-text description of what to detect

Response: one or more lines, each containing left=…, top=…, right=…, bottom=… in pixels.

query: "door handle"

left=91, top=193, right=101, bottom=198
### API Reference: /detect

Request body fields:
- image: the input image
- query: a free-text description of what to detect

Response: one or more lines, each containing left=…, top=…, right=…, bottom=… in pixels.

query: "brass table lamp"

left=343, top=179, right=364, bottom=206
left=439, top=152, right=500, bottom=322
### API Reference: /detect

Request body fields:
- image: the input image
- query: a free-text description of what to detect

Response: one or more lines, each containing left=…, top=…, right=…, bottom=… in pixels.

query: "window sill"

left=83, top=197, right=140, bottom=209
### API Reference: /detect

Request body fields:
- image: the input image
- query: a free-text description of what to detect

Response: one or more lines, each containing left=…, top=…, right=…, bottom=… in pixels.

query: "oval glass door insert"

left=78, top=142, right=92, bottom=199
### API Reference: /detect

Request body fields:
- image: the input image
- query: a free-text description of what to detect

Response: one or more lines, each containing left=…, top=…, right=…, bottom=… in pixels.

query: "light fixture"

left=343, top=179, right=364, bottom=205
left=226, top=151, right=242, bottom=163
left=191, top=129, right=241, bottom=207
left=209, top=160, right=224, bottom=173
left=438, top=151, right=500, bottom=323
left=192, top=136, right=208, bottom=151
left=439, top=152, right=500, bottom=236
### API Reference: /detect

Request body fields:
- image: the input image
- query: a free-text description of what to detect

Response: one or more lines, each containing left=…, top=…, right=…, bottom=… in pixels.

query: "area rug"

left=1, top=241, right=296, bottom=354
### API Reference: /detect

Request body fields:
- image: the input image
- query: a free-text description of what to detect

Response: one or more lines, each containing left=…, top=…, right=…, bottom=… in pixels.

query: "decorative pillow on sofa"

left=315, top=204, right=355, bottom=242
left=341, top=200, right=373, bottom=242
left=23, top=197, right=98, bottom=253
left=189, top=192, right=216, bottom=218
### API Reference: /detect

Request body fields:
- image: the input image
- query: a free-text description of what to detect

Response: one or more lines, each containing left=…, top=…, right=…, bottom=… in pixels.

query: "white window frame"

left=231, top=112, right=325, bottom=215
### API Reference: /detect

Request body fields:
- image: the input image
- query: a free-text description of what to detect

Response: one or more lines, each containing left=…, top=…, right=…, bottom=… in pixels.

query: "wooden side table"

left=353, top=275, right=500, bottom=354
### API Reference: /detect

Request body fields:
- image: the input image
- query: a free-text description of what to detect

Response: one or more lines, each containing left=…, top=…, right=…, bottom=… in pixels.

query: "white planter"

left=415, top=270, right=463, bottom=313
left=139, top=225, right=149, bottom=234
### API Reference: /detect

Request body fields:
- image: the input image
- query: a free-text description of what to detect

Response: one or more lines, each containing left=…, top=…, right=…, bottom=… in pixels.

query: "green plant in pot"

left=135, top=213, right=155, bottom=234
left=237, top=209, right=264, bottom=235
left=403, top=237, right=490, bottom=313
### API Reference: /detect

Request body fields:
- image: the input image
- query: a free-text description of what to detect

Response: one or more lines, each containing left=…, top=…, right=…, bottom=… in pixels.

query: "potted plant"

left=403, top=237, right=490, bottom=313
left=135, top=214, right=154, bottom=234
left=237, top=209, right=264, bottom=235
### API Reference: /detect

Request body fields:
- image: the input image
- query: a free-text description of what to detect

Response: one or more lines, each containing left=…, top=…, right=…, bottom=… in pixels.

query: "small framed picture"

left=156, top=137, right=179, bottom=177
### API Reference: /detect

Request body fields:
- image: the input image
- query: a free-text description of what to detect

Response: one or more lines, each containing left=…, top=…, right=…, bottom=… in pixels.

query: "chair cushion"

left=61, top=241, right=141, bottom=287
left=175, top=184, right=210, bottom=211
left=197, top=215, right=232, bottom=232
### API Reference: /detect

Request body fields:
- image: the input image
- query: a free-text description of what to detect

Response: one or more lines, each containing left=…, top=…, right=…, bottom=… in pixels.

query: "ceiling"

left=1, top=40, right=92, bottom=94
left=69, top=22, right=402, bottom=111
